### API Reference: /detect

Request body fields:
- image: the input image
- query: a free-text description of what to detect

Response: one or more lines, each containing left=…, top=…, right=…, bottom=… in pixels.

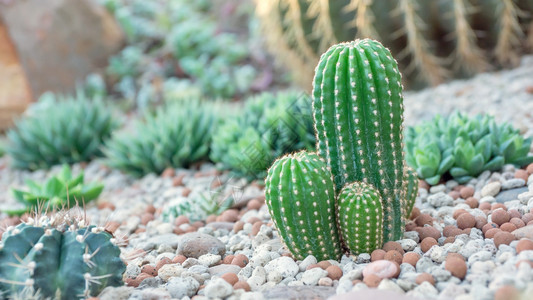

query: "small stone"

left=523, top=213, right=533, bottom=224
left=166, top=277, right=199, bottom=298
left=460, top=186, right=475, bottom=199
left=233, top=281, right=251, bottom=292
left=402, top=252, right=420, bottom=267
left=141, top=265, right=157, bottom=277
left=222, top=273, right=239, bottom=285
left=231, top=254, right=249, bottom=268
left=363, top=260, right=399, bottom=279
left=155, top=257, right=172, bottom=271
left=491, top=209, right=510, bottom=226
left=494, top=285, right=520, bottom=300
left=318, top=277, right=333, bottom=286
left=516, top=239, right=533, bottom=253
left=265, top=257, right=299, bottom=278
left=415, top=273, right=435, bottom=286
left=493, top=231, right=516, bottom=248
left=485, top=228, right=501, bottom=239
left=377, top=278, right=403, bottom=293
left=416, top=226, right=441, bottom=240
left=457, top=213, right=476, bottom=230
left=465, top=197, right=479, bottom=208
left=173, top=255, right=187, bottom=264
left=502, top=178, right=526, bottom=190
left=384, top=250, right=403, bottom=265
left=527, top=163, right=533, bottom=174
left=421, top=237, right=438, bottom=253
left=500, top=222, right=517, bottom=232
left=317, top=260, right=332, bottom=269
left=326, top=265, right=343, bottom=280
left=481, top=182, right=501, bottom=197
left=443, top=225, right=462, bottom=237
left=482, top=222, right=499, bottom=234
left=510, top=217, right=525, bottom=228
left=208, top=264, right=241, bottom=277
left=371, top=249, right=386, bottom=261
left=158, top=264, right=185, bottom=281
left=445, top=256, right=467, bottom=279
left=382, top=241, right=405, bottom=256
left=267, top=270, right=282, bottom=283
left=415, top=214, right=433, bottom=227
left=198, top=254, right=221, bottom=267
left=204, top=278, right=233, bottom=298
left=428, top=192, right=454, bottom=207
left=301, top=267, right=328, bottom=285
left=475, top=216, right=487, bottom=229
left=363, top=274, right=381, bottom=288
left=299, top=255, right=318, bottom=272
left=177, top=233, right=225, bottom=258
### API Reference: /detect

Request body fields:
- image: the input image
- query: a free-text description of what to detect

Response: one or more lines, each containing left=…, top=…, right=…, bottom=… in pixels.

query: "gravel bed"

left=1, top=57, right=533, bottom=300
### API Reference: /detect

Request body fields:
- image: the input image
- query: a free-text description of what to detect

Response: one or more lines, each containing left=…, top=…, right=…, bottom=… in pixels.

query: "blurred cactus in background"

left=255, top=0, right=533, bottom=89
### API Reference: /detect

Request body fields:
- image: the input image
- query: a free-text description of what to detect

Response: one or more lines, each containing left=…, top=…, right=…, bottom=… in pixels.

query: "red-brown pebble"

left=444, top=236, right=456, bottom=244
left=515, top=169, right=529, bottom=181
left=129, top=273, right=152, bottom=287
left=492, top=209, right=510, bottom=226
left=491, top=203, right=507, bottom=211
left=475, top=216, right=487, bottom=229
left=306, top=264, right=320, bottom=270
left=421, top=237, right=438, bottom=253
left=172, top=255, right=187, bottom=264
left=510, top=217, right=525, bottom=229
left=172, top=173, right=186, bottom=186
left=415, top=214, right=433, bottom=226
left=465, top=197, right=479, bottom=209
left=494, top=285, right=521, bottom=300
left=182, top=187, right=192, bottom=197
left=363, top=274, right=382, bottom=288
left=247, top=199, right=263, bottom=210
left=508, top=209, right=522, bottom=219
left=233, top=281, right=251, bottom=291
left=453, top=209, right=468, bottom=220
left=317, top=261, right=332, bottom=270
left=527, top=163, right=533, bottom=174
left=405, top=221, right=417, bottom=232
left=382, top=241, right=405, bottom=256
left=443, top=225, right=462, bottom=237
left=410, top=207, right=421, bottom=220
left=447, top=253, right=465, bottom=261
left=220, top=209, right=239, bottom=222
left=500, top=222, right=517, bottom=232
left=175, top=215, right=190, bottom=227
left=384, top=250, right=403, bottom=265
left=251, top=221, right=262, bottom=235
left=416, top=273, right=435, bottom=285
left=371, top=249, right=386, bottom=262
left=140, top=213, right=154, bottom=225
left=416, top=226, right=441, bottom=240
left=479, top=202, right=491, bottom=210
left=485, top=228, right=501, bottom=239
left=206, top=215, right=217, bottom=224
left=449, top=191, right=460, bottom=200
left=528, top=220, right=533, bottom=226
left=326, top=265, right=343, bottom=280
left=462, top=228, right=472, bottom=235
left=104, top=221, right=120, bottom=234
left=516, top=239, right=533, bottom=253
left=223, top=255, right=235, bottom=265
left=141, top=265, right=158, bottom=276
left=522, top=213, right=533, bottom=224
left=233, top=221, right=244, bottom=233
left=246, top=217, right=262, bottom=224
left=402, top=252, right=420, bottom=267
left=482, top=222, right=499, bottom=234
left=231, top=254, right=249, bottom=267
left=221, top=273, right=239, bottom=285
left=155, top=257, right=172, bottom=271
left=494, top=231, right=516, bottom=248
left=457, top=213, right=476, bottom=230
left=161, top=167, right=175, bottom=178
left=460, top=186, right=475, bottom=199
left=445, top=256, right=467, bottom=279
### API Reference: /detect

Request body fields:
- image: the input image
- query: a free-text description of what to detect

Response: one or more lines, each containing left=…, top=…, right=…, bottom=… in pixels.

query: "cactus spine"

left=337, top=182, right=383, bottom=254
left=0, top=218, right=125, bottom=299
left=312, top=38, right=406, bottom=241
left=265, top=151, right=342, bottom=261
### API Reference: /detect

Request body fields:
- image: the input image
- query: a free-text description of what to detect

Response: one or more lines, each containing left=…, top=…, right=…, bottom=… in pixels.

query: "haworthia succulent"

left=265, top=151, right=342, bottom=261
left=337, top=181, right=384, bottom=254
left=312, top=38, right=406, bottom=241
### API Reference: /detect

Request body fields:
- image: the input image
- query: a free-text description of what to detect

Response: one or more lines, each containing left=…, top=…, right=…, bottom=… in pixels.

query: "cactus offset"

left=312, top=39, right=406, bottom=241
left=403, top=167, right=419, bottom=220
left=337, top=182, right=383, bottom=254
left=265, top=151, right=342, bottom=261
left=0, top=216, right=125, bottom=299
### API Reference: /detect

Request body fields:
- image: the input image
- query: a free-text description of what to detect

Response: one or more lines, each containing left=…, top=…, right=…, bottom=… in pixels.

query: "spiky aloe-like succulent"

left=313, top=39, right=407, bottom=241
left=105, top=100, right=218, bottom=177
left=6, top=91, right=118, bottom=170
left=0, top=216, right=125, bottom=299
left=337, top=182, right=383, bottom=254
left=265, top=151, right=342, bottom=261
left=256, top=0, right=533, bottom=89
left=405, top=111, right=533, bottom=184
left=6, top=165, right=104, bottom=216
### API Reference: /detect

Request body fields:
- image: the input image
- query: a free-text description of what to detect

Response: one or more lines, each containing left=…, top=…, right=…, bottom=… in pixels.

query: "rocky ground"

left=1, top=57, right=533, bottom=300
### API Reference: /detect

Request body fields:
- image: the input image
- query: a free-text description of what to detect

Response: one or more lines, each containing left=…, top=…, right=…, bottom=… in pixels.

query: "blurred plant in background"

left=100, top=0, right=273, bottom=109
left=405, top=111, right=533, bottom=184
left=210, top=91, right=315, bottom=179
left=6, top=91, right=119, bottom=170
left=104, top=99, right=219, bottom=177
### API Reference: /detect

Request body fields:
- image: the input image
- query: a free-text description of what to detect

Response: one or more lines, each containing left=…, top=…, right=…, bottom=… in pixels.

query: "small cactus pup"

left=265, top=151, right=342, bottom=261
left=0, top=215, right=125, bottom=299
left=312, top=38, right=407, bottom=241
left=337, top=181, right=384, bottom=254
left=402, top=167, right=419, bottom=220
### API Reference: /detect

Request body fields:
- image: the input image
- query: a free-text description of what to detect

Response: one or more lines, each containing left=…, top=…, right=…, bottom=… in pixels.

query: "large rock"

left=0, top=0, right=124, bottom=128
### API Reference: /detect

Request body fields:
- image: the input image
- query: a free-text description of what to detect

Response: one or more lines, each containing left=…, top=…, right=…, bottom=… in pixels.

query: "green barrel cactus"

left=265, top=151, right=342, bottom=261
left=0, top=217, right=125, bottom=299
left=337, top=182, right=383, bottom=254
left=312, top=38, right=406, bottom=241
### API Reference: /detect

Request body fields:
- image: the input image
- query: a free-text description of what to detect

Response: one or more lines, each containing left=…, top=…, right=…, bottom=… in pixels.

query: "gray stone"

left=198, top=253, right=221, bottom=267
left=496, top=187, right=529, bottom=203
left=208, top=264, right=241, bottom=277
left=302, top=268, right=328, bottom=285
left=398, top=239, right=417, bottom=251
left=204, top=278, right=234, bottom=298
left=267, top=270, right=283, bottom=283
left=377, top=279, right=404, bottom=293
left=138, top=276, right=164, bottom=289
left=481, top=182, right=501, bottom=197
left=129, top=288, right=171, bottom=300
left=177, top=232, right=225, bottom=258
left=124, top=264, right=141, bottom=279
left=501, top=179, right=526, bottom=190
left=416, top=257, right=435, bottom=273
left=412, top=281, right=438, bottom=296
left=438, top=282, right=467, bottom=299
left=206, top=221, right=235, bottom=231
left=299, top=255, right=318, bottom=272
left=428, top=192, right=454, bottom=207
left=166, top=277, right=199, bottom=298
left=262, top=286, right=335, bottom=299
left=356, top=253, right=371, bottom=264
left=98, top=286, right=133, bottom=300
left=158, top=264, right=185, bottom=281
left=512, top=225, right=533, bottom=240
left=265, top=256, right=299, bottom=279
left=133, top=233, right=180, bottom=251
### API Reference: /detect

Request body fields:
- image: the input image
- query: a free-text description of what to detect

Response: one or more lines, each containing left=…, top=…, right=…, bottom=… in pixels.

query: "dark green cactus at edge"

left=312, top=39, right=407, bottom=242
left=0, top=219, right=125, bottom=300
left=265, top=151, right=343, bottom=261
